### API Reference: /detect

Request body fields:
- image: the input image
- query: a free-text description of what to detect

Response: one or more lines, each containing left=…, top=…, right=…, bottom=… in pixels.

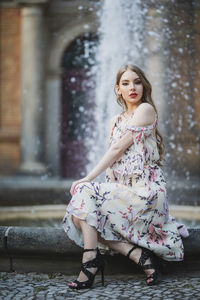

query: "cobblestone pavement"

left=0, top=271, right=200, bottom=300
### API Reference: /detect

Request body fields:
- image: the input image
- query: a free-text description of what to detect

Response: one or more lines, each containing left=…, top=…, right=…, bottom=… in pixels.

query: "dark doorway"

left=61, top=34, right=98, bottom=178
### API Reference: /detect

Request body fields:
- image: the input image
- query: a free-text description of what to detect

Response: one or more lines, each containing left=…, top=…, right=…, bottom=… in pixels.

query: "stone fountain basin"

left=0, top=204, right=200, bottom=228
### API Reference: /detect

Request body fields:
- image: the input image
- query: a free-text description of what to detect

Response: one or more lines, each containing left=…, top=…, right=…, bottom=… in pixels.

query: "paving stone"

left=0, top=271, right=200, bottom=299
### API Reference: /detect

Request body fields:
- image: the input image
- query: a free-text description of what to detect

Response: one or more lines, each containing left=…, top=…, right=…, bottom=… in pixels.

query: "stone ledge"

left=0, top=226, right=199, bottom=274
left=0, top=176, right=199, bottom=206
left=0, top=177, right=72, bottom=206
left=1, top=204, right=200, bottom=222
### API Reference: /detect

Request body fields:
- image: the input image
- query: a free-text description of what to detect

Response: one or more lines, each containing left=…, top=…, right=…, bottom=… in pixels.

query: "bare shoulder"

left=130, top=103, right=157, bottom=127
left=137, top=103, right=156, bottom=116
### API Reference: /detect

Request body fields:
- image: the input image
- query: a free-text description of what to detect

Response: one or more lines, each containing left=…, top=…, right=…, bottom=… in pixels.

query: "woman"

left=62, top=64, right=188, bottom=289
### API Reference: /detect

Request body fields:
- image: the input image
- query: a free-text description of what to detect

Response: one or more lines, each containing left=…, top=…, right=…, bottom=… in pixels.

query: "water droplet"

left=171, top=82, right=177, bottom=88
left=169, top=142, right=176, bottom=149
left=177, top=146, right=183, bottom=152
left=79, top=106, right=84, bottom=112
left=177, top=127, right=182, bottom=132
left=70, top=77, right=76, bottom=83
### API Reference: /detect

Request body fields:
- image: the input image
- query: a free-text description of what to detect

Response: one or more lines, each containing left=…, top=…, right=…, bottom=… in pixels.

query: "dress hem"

left=62, top=211, right=185, bottom=262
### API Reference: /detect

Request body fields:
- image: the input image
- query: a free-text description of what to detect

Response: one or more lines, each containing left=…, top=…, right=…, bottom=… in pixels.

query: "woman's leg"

left=71, top=216, right=154, bottom=285
left=98, top=237, right=155, bottom=284
left=69, top=216, right=99, bottom=286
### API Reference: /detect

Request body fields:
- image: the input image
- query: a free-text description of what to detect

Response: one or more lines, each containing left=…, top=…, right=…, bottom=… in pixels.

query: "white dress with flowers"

left=62, top=113, right=187, bottom=261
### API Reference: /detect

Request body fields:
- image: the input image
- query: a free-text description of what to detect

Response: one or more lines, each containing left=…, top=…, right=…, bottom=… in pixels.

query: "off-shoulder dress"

left=62, top=113, right=188, bottom=261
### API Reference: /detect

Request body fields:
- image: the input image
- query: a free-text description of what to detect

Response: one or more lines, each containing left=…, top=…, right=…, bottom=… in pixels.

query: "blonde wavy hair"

left=115, top=64, right=166, bottom=166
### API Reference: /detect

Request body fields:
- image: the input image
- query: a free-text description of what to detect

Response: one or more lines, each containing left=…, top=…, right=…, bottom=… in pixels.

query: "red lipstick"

left=129, top=93, right=137, bottom=98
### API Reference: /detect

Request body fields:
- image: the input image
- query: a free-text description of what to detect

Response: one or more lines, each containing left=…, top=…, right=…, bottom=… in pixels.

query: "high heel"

left=127, top=245, right=160, bottom=286
left=69, top=247, right=105, bottom=290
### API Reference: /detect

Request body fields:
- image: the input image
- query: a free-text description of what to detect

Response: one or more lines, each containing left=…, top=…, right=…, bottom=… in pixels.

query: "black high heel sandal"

left=127, top=245, right=160, bottom=286
left=69, top=247, right=105, bottom=290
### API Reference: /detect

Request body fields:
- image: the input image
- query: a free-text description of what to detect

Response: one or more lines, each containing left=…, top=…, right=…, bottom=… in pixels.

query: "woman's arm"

left=70, top=139, right=131, bottom=195
left=108, top=115, right=117, bottom=147
left=86, top=138, right=131, bottom=181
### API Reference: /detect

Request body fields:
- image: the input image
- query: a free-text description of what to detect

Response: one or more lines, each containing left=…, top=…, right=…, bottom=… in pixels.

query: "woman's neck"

left=125, top=102, right=142, bottom=116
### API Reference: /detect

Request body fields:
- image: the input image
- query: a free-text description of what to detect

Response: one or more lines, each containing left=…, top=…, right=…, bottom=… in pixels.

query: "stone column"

left=45, top=73, right=61, bottom=177
left=19, top=3, right=47, bottom=175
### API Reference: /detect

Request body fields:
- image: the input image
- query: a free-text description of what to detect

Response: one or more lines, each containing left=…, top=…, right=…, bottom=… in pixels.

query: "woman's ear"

left=115, top=85, right=121, bottom=95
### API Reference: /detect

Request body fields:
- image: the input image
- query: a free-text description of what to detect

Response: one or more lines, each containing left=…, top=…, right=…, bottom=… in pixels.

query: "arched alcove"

left=60, top=33, right=98, bottom=178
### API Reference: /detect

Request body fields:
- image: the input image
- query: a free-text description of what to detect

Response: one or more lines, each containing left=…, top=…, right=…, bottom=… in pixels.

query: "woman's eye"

left=135, top=81, right=142, bottom=84
left=122, top=83, right=128, bottom=85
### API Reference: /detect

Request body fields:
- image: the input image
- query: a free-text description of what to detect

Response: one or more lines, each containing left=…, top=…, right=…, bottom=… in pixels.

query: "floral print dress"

left=62, top=113, right=188, bottom=261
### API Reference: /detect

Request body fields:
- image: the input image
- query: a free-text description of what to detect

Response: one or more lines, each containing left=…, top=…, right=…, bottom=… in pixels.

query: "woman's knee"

left=72, top=215, right=81, bottom=229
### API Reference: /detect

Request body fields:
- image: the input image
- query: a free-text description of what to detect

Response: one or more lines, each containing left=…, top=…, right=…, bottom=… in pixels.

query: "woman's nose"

left=130, top=83, right=135, bottom=90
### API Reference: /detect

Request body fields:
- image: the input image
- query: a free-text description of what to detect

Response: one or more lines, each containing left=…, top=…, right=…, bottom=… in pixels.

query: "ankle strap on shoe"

left=127, top=246, right=137, bottom=258
left=83, top=248, right=98, bottom=253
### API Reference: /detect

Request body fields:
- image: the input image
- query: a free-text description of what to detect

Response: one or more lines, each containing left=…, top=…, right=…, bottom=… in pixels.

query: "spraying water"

left=86, top=0, right=146, bottom=175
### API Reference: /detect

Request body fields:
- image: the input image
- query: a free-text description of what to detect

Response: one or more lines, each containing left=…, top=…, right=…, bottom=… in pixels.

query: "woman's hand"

left=70, top=176, right=91, bottom=196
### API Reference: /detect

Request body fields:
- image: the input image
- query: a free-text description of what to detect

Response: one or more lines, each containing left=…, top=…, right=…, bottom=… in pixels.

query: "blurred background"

left=0, top=0, right=199, bottom=227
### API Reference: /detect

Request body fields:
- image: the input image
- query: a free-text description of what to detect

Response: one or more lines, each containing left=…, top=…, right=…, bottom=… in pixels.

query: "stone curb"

left=0, top=227, right=80, bottom=256
left=0, top=226, right=200, bottom=274
left=0, top=227, right=199, bottom=256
